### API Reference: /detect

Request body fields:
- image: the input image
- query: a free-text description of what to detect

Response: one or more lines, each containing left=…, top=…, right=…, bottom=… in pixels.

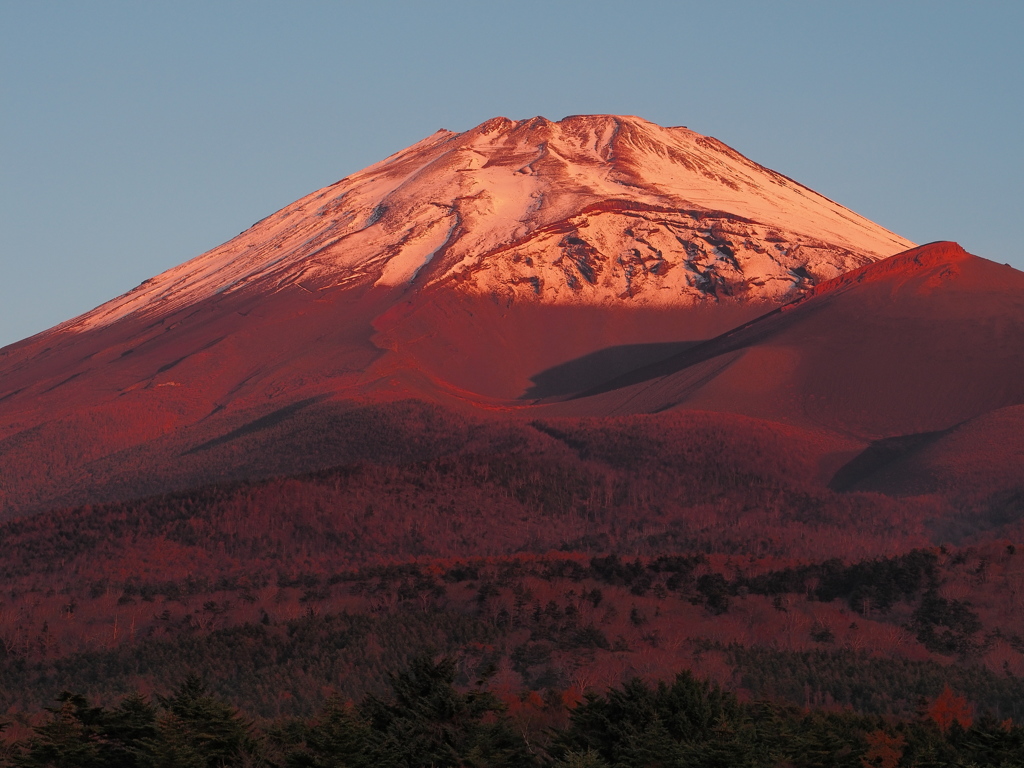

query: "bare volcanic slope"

left=549, top=242, right=1024, bottom=446
left=0, top=115, right=913, bottom=515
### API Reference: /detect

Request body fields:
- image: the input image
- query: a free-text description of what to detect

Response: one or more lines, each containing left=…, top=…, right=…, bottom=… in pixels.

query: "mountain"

left=0, top=114, right=916, bottom=515
left=2, top=116, right=1021, bottom=527
left=2, top=115, right=1024, bottom=732
left=543, top=242, right=1024, bottom=436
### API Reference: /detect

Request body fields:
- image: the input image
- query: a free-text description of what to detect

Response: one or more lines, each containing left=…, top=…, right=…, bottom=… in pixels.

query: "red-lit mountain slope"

left=548, top=242, right=1024, bottom=438
left=0, top=115, right=914, bottom=516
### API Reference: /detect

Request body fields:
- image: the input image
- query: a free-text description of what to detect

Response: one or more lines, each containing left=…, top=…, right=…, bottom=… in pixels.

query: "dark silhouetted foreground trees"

left=5, top=656, right=1024, bottom=767
left=8, top=677, right=255, bottom=767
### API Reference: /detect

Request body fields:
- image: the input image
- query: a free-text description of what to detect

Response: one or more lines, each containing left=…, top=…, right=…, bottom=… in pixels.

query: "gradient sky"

left=2, top=1, right=1022, bottom=348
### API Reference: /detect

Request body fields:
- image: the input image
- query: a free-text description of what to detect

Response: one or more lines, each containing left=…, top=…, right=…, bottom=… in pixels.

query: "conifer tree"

left=358, top=654, right=535, bottom=767
left=143, top=675, right=257, bottom=768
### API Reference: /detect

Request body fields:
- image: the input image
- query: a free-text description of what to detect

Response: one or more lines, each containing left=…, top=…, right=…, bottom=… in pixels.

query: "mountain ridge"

left=537, top=242, right=1024, bottom=436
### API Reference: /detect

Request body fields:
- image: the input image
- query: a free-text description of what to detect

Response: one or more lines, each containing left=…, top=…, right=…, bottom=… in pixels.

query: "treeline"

left=0, top=404, right=947, bottom=584
left=720, top=644, right=1024, bottom=723
left=4, top=656, right=1023, bottom=767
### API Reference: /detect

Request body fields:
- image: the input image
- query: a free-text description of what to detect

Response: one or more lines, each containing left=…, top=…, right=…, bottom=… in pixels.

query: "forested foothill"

left=0, top=401, right=1022, bottom=764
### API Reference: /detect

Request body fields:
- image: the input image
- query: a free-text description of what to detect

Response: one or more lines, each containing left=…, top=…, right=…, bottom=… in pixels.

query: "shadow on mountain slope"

left=563, top=301, right=821, bottom=402
left=522, top=341, right=699, bottom=399
left=828, top=429, right=954, bottom=492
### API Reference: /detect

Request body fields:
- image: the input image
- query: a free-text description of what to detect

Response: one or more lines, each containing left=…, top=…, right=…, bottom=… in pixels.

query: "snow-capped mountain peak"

left=65, top=114, right=914, bottom=333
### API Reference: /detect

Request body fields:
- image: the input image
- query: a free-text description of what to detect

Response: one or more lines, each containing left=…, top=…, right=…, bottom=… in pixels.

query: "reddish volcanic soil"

left=0, top=267, right=767, bottom=513
left=1, top=240, right=1022, bottom=520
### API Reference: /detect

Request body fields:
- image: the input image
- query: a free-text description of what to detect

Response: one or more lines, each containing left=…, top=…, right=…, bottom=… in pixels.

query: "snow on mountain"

left=63, top=115, right=913, bottom=334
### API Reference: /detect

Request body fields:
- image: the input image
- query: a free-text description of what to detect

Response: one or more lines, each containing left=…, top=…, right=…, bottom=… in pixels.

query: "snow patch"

left=375, top=215, right=459, bottom=287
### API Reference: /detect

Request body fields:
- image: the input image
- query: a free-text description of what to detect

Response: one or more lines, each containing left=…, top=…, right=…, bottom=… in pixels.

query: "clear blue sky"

left=2, top=1, right=1022, bottom=348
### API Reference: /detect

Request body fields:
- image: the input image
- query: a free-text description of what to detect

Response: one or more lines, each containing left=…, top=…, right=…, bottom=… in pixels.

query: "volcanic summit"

left=60, top=115, right=912, bottom=334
